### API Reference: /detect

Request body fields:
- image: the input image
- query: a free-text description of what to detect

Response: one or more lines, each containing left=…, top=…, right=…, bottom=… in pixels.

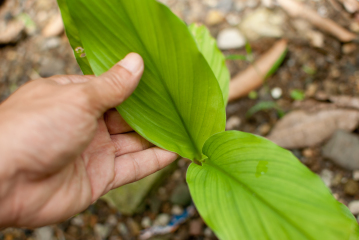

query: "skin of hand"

left=0, top=53, right=178, bottom=228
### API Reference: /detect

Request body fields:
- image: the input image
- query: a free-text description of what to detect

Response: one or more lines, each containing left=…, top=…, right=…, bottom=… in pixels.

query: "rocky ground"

left=2, top=0, right=359, bottom=239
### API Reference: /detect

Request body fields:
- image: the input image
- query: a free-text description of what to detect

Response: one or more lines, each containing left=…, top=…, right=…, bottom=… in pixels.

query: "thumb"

left=87, top=52, right=144, bottom=114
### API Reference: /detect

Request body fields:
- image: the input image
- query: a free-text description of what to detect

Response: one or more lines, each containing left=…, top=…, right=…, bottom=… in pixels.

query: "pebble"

left=258, top=123, right=271, bottom=136
left=342, top=43, right=357, bottom=55
left=349, top=200, right=359, bottom=215
left=94, top=224, right=111, bottom=239
left=204, top=227, right=214, bottom=237
left=353, top=170, right=359, bottom=181
left=189, top=218, right=204, bottom=236
left=141, top=216, right=152, bottom=228
left=70, top=215, right=85, bottom=227
left=42, top=37, right=61, bottom=50
left=206, top=10, right=224, bottom=26
left=240, top=8, right=284, bottom=41
left=170, top=183, right=192, bottom=206
left=344, top=179, right=359, bottom=196
left=117, top=223, right=129, bottom=236
left=127, top=218, right=140, bottom=236
left=153, top=213, right=171, bottom=226
left=323, top=130, right=359, bottom=171
left=226, top=116, right=241, bottom=130
left=34, top=227, right=53, bottom=240
left=106, top=215, right=118, bottom=227
left=271, top=87, right=282, bottom=99
left=171, top=205, right=184, bottom=215
left=217, top=28, right=246, bottom=50
left=320, top=169, right=334, bottom=188
left=42, top=13, right=64, bottom=37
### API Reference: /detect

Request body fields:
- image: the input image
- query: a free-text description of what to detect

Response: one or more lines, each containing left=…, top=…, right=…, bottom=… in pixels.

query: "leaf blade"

left=189, top=24, right=230, bottom=103
left=66, top=0, right=226, bottom=160
left=187, top=131, right=359, bottom=240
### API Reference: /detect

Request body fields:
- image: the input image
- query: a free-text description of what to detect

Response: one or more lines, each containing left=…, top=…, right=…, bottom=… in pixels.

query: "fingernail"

left=118, top=53, right=143, bottom=74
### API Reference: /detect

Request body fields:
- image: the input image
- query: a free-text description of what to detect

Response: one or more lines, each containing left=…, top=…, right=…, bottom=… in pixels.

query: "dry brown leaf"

left=267, top=109, right=359, bottom=149
left=0, top=20, right=24, bottom=44
left=42, top=14, right=64, bottom=38
left=277, top=0, right=356, bottom=42
left=228, top=39, right=288, bottom=102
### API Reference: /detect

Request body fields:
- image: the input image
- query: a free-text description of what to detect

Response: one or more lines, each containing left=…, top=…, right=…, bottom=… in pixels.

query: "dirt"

left=1, top=0, right=359, bottom=239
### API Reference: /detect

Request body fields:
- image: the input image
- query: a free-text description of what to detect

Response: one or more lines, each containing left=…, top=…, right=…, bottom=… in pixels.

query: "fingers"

left=110, top=147, right=178, bottom=189
left=105, top=109, right=133, bottom=134
left=86, top=53, right=144, bottom=115
left=111, top=132, right=153, bottom=157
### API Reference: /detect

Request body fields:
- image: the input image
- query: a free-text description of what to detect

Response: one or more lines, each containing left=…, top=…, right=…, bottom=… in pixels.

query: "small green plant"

left=291, top=89, right=305, bottom=101
left=58, top=0, right=359, bottom=239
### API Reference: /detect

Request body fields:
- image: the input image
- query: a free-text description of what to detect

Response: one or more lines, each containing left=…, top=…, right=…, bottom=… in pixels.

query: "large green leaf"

left=65, top=0, right=226, bottom=161
left=57, top=0, right=93, bottom=75
left=189, top=24, right=230, bottom=103
left=187, top=131, right=359, bottom=240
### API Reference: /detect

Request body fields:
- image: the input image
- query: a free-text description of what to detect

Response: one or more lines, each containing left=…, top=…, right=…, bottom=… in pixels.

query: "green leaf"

left=226, top=54, right=247, bottom=61
left=65, top=0, right=226, bottom=161
left=187, top=131, right=359, bottom=240
left=265, top=48, right=287, bottom=79
left=290, top=89, right=305, bottom=101
left=189, top=24, right=230, bottom=103
left=57, top=0, right=93, bottom=75
left=246, top=101, right=284, bottom=118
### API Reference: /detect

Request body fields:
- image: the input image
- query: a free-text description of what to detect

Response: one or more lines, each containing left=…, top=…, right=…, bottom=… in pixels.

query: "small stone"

left=106, top=215, right=118, bottom=227
left=189, top=218, right=204, bottom=236
left=206, top=10, right=224, bottom=26
left=353, top=170, right=359, bottom=181
left=271, top=87, right=282, bottom=99
left=349, top=200, right=359, bottom=215
left=42, top=37, right=61, bottom=50
left=141, top=216, right=152, bottom=228
left=217, top=28, right=246, bottom=50
left=345, top=179, right=359, bottom=196
left=94, top=224, right=111, bottom=239
left=127, top=218, right=140, bottom=236
left=71, top=215, right=85, bottom=227
left=302, top=148, right=315, bottom=158
left=342, top=43, right=357, bottom=55
left=305, top=84, right=318, bottom=97
left=34, top=227, right=54, bottom=240
left=153, top=213, right=171, bottom=226
left=307, top=30, right=324, bottom=48
left=171, top=205, right=184, bottom=215
left=42, top=13, right=64, bottom=37
left=170, top=183, right=192, bottom=206
left=226, top=116, right=241, bottom=130
left=226, top=13, right=241, bottom=26
left=204, top=227, right=214, bottom=237
left=258, top=123, right=271, bottom=136
left=350, top=22, right=359, bottom=33
left=320, top=169, right=334, bottom=188
left=323, top=130, right=359, bottom=171
left=117, top=223, right=128, bottom=236
left=240, top=8, right=284, bottom=41
left=332, top=173, right=343, bottom=187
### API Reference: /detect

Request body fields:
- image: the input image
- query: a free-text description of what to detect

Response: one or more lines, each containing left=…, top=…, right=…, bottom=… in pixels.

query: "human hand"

left=0, top=53, right=178, bottom=228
